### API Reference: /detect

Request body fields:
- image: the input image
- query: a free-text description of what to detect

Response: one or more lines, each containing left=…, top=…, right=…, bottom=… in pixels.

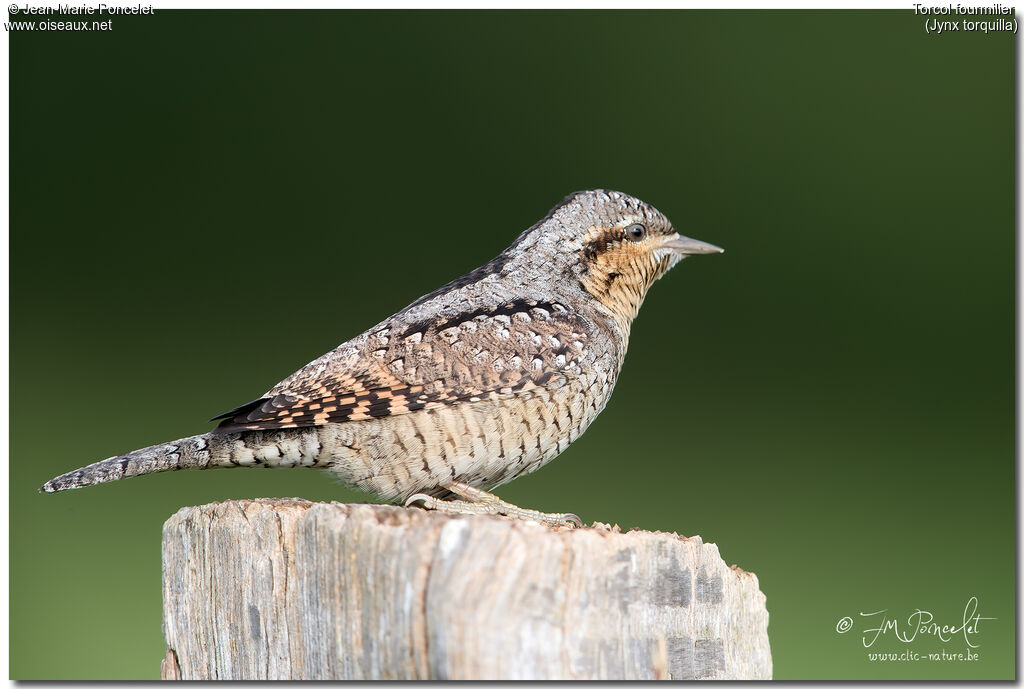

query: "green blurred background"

left=10, top=9, right=1014, bottom=680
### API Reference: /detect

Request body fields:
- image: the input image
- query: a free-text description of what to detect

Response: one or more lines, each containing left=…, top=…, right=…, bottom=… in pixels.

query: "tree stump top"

left=161, top=498, right=771, bottom=680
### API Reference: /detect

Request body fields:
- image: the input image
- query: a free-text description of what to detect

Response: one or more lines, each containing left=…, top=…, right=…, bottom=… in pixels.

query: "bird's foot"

left=405, top=480, right=582, bottom=528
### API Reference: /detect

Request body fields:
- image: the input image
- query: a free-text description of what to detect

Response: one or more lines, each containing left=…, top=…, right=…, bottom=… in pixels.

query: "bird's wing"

left=212, top=299, right=590, bottom=433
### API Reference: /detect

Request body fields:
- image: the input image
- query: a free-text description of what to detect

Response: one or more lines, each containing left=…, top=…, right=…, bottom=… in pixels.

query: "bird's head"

left=511, top=190, right=723, bottom=328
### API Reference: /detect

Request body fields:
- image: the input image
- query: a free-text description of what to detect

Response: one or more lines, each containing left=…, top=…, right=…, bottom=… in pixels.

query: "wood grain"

left=161, top=499, right=771, bottom=680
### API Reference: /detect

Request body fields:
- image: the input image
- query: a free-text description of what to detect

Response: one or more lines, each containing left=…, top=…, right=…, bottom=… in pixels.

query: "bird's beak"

left=662, top=233, right=725, bottom=255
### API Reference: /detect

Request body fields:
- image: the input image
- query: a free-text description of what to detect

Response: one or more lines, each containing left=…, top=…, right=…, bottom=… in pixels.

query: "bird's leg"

left=405, top=480, right=583, bottom=528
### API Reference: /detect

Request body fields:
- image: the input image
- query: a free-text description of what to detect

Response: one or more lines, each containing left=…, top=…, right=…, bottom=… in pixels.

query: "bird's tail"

left=40, top=433, right=221, bottom=493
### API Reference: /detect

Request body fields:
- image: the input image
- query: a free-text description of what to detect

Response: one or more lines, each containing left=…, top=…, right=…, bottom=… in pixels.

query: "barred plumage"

left=41, top=190, right=723, bottom=526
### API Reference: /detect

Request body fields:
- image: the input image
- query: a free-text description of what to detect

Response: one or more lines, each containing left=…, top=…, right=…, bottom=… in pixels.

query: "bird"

left=41, top=189, right=723, bottom=527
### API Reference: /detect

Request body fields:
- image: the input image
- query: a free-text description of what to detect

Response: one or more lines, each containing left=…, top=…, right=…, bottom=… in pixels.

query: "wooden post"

left=160, top=498, right=771, bottom=680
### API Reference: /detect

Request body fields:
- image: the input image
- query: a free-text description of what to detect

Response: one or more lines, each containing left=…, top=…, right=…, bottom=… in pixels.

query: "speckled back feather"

left=213, top=299, right=592, bottom=433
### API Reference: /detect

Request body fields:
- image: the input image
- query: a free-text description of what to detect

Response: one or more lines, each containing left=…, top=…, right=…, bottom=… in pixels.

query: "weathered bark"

left=161, top=498, right=771, bottom=680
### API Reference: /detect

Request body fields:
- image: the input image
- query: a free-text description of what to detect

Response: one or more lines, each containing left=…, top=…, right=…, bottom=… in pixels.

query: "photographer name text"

left=9, top=4, right=153, bottom=14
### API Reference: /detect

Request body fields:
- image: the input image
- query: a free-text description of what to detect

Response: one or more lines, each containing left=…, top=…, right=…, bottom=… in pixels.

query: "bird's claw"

left=404, top=493, right=432, bottom=508
left=404, top=481, right=583, bottom=528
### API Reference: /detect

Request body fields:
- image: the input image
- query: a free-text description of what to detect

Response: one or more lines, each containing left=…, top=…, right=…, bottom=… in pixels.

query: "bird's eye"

left=624, top=224, right=647, bottom=242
